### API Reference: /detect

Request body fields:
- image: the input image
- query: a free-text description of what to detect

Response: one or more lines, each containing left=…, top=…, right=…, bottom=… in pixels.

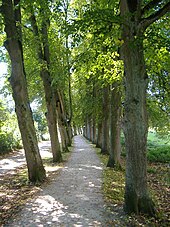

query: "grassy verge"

left=147, top=132, right=170, bottom=163
left=96, top=138, right=170, bottom=226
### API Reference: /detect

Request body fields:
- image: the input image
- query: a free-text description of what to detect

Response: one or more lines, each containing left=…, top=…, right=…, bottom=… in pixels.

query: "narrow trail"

left=5, top=135, right=114, bottom=227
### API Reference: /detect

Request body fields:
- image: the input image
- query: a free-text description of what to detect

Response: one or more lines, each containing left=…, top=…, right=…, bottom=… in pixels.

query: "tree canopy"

left=0, top=0, right=169, bottom=217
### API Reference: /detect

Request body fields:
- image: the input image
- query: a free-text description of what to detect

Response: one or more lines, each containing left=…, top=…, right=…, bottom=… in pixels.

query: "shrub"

left=0, top=131, right=21, bottom=155
left=147, top=145, right=170, bottom=163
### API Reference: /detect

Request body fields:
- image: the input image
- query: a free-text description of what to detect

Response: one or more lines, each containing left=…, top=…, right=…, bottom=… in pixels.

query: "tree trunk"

left=96, top=121, right=102, bottom=148
left=107, top=83, right=121, bottom=168
left=56, top=95, right=69, bottom=152
left=30, top=11, right=62, bottom=162
left=43, top=77, right=62, bottom=162
left=92, top=118, right=96, bottom=144
left=89, top=118, right=93, bottom=142
left=2, top=0, right=46, bottom=182
left=85, top=118, right=89, bottom=140
left=58, top=91, right=72, bottom=146
left=101, top=86, right=110, bottom=154
left=73, top=123, right=77, bottom=136
left=120, top=0, right=155, bottom=216
left=84, top=119, right=88, bottom=138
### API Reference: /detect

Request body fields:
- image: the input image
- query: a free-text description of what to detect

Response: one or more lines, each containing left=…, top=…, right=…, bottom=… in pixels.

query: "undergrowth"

left=96, top=148, right=170, bottom=226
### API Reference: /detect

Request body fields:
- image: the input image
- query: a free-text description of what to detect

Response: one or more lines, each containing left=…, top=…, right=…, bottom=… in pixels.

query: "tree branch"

left=140, top=2, right=170, bottom=30
left=142, top=0, right=162, bottom=15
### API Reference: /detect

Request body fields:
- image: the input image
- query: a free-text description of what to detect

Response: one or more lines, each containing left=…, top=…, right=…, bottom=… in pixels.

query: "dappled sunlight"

left=18, top=194, right=69, bottom=225
left=45, top=165, right=62, bottom=173
left=0, top=151, right=26, bottom=174
left=80, top=164, right=103, bottom=170
left=16, top=192, right=104, bottom=226
left=88, top=182, right=95, bottom=187
left=0, top=141, right=52, bottom=176
left=4, top=136, right=113, bottom=226
left=33, top=195, right=68, bottom=213
left=77, top=148, right=85, bottom=151
left=111, top=181, right=125, bottom=187
left=38, top=141, right=52, bottom=158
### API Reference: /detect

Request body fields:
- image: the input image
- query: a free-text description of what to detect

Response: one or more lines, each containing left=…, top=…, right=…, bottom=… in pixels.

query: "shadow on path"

left=5, top=136, right=114, bottom=227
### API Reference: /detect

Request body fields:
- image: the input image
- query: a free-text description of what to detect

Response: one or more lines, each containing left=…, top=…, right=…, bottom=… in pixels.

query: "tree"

left=120, top=0, right=170, bottom=215
left=107, top=82, right=122, bottom=168
left=1, top=0, right=46, bottom=182
left=71, top=0, right=169, bottom=215
left=71, top=2, right=123, bottom=165
left=145, top=23, right=170, bottom=136
left=56, top=90, right=70, bottom=152
left=101, top=85, right=110, bottom=154
left=29, top=2, right=62, bottom=162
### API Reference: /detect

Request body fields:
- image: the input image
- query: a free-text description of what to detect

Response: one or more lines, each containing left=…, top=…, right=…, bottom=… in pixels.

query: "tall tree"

left=107, top=82, right=122, bottom=168
left=29, top=3, right=62, bottom=162
left=101, top=85, right=110, bottom=154
left=55, top=0, right=74, bottom=142
left=56, top=90, right=70, bottom=152
left=1, top=0, right=46, bottom=182
left=120, top=0, right=170, bottom=215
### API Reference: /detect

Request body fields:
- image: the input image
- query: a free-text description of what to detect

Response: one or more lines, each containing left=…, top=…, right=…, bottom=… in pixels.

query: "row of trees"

left=0, top=0, right=74, bottom=182
left=0, top=0, right=169, bottom=217
left=70, top=0, right=170, bottom=216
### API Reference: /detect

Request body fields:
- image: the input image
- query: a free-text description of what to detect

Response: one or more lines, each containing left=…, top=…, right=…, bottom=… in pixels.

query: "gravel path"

left=4, top=135, right=113, bottom=227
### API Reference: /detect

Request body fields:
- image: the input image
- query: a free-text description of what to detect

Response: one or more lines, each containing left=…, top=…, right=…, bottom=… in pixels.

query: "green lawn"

left=121, top=131, right=170, bottom=163
left=147, top=131, right=170, bottom=163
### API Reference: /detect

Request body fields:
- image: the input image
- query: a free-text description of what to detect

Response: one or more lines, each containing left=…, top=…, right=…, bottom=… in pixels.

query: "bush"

left=147, top=145, right=170, bottom=163
left=0, top=131, right=21, bottom=155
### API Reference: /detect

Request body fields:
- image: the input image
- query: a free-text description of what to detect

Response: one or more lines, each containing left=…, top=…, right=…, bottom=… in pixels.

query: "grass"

left=121, top=131, right=170, bottom=163
left=147, top=131, right=170, bottom=163
left=97, top=149, right=125, bottom=205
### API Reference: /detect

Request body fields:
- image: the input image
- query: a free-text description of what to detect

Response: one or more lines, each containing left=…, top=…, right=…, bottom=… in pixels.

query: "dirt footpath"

left=5, top=136, right=115, bottom=227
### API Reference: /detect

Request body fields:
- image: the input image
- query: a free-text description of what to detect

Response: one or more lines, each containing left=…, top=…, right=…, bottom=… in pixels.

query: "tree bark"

left=30, top=10, right=62, bottom=162
left=96, top=121, right=102, bottom=148
left=92, top=118, right=96, bottom=144
left=73, top=123, right=77, bottom=136
left=107, top=83, right=122, bottom=168
left=43, top=77, right=62, bottom=162
left=56, top=93, right=69, bottom=152
left=120, top=0, right=155, bottom=216
left=1, top=0, right=46, bottom=182
left=101, top=86, right=110, bottom=154
left=89, top=118, right=93, bottom=142
left=58, top=90, right=72, bottom=146
left=86, top=117, right=91, bottom=140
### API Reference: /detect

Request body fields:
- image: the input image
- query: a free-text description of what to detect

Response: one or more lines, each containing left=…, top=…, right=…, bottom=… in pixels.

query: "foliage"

left=145, top=15, right=170, bottom=135
left=0, top=132, right=21, bottom=154
left=147, top=146, right=170, bottom=163
left=0, top=101, right=21, bottom=155
left=147, top=132, right=170, bottom=163
left=32, top=109, right=48, bottom=140
left=0, top=100, right=8, bottom=128
left=121, top=131, right=170, bottom=163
